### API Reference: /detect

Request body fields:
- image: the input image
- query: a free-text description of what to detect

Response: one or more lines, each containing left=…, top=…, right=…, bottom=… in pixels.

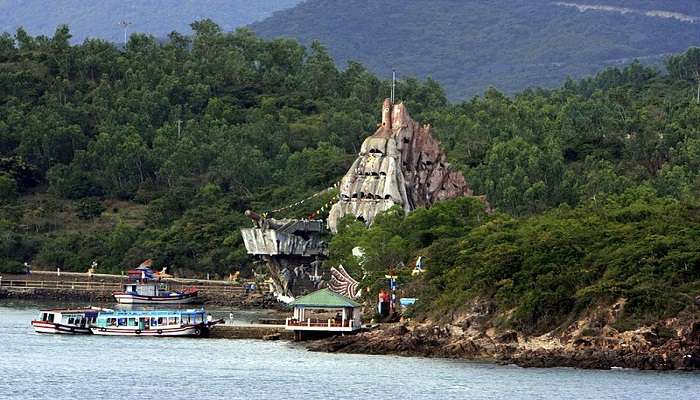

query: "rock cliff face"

left=306, top=300, right=700, bottom=371
left=327, top=99, right=481, bottom=232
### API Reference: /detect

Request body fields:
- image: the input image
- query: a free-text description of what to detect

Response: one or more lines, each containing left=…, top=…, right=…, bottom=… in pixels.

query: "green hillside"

left=0, top=23, right=698, bottom=331
left=252, top=0, right=700, bottom=99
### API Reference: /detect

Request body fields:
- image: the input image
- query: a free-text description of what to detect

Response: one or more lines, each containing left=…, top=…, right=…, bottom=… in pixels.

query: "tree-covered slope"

left=0, top=0, right=302, bottom=43
left=252, top=0, right=700, bottom=99
left=0, top=18, right=698, bottom=318
left=329, top=193, right=699, bottom=334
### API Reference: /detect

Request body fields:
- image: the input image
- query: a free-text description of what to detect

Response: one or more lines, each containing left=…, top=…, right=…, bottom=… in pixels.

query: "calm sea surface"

left=0, top=301, right=697, bottom=400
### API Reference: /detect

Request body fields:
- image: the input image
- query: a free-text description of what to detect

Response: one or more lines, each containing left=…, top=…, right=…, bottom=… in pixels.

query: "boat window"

left=151, top=318, right=157, bottom=326
left=68, top=317, right=75, bottom=325
left=118, top=318, right=126, bottom=326
left=182, top=315, right=190, bottom=324
left=158, top=317, right=164, bottom=325
left=168, top=317, right=176, bottom=325
left=128, top=318, right=136, bottom=326
left=41, top=313, right=47, bottom=321
left=174, top=317, right=179, bottom=325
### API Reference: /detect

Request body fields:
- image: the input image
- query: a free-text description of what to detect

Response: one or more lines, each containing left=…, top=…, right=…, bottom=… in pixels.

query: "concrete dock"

left=210, top=323, right=293, bottom=340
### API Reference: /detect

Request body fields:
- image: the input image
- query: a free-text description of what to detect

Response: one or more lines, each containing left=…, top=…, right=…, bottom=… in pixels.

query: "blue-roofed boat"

left=90, top=309, right=221, bottom=337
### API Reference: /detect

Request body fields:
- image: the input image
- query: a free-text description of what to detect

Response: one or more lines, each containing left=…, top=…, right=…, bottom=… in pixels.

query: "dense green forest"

left=0, top=22, right=698, bottom=331
left=253, top=0, right=700, bottom=99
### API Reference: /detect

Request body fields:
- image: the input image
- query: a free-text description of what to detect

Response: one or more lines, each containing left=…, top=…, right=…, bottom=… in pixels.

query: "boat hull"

left=90, top=325, right=206, bottom=337
left=31, top=321, right=92, bottom=335
left=112, top=291, right=198, bottom=304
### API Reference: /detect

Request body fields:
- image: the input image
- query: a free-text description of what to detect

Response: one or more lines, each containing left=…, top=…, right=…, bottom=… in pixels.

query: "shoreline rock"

left=304, top=319, right=700, bottom=371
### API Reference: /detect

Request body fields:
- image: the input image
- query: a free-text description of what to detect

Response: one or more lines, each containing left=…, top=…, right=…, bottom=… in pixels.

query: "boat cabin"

left=122, top=281, right=168, bottom=296
left=39, top=309, right=98, bottom=327
left=94, top=310, right=205, bottom=330
left=285, top=288, right=362, bottom=340
left=32, top=308, right=102, bottom=334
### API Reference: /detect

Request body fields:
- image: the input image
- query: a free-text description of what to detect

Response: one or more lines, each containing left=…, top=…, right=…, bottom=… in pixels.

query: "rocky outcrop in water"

left=327, top=99, right=484, bottom=232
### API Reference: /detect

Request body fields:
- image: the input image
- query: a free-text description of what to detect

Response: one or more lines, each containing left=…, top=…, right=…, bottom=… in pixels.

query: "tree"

left=76, top=198, right=106, bottom=220
left=47, top=164, right=102, bottom=199
left=305, top=41, right=339, bottom=98
left=0, top=173, right=17, bottom=201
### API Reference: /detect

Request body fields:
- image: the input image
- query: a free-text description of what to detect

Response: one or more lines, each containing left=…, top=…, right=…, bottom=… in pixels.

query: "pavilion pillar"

left=342, top=308, right=346, bottom=327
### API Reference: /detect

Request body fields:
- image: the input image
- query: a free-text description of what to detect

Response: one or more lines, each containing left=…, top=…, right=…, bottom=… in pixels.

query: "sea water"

left=0, top=302, right=697, bottom=400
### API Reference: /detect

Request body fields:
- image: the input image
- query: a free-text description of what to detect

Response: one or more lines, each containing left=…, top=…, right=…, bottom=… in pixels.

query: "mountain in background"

left=252, top=0, right=700, bottom=99
left=0, top=0, right=303, bottom=43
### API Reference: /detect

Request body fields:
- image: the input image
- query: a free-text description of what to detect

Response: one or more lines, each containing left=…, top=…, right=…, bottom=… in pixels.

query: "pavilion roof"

left=290, top=288, right=361, bottom=308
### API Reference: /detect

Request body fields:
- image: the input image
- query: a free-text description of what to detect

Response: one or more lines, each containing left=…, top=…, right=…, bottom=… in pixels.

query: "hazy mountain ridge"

left=0, top=0, right=303, bottom=43
left=252, top=0, right=700, bottom=99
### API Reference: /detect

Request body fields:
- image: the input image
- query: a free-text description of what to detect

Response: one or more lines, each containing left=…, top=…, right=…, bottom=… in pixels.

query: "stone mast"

left=327, top=99, right=482, bottom=232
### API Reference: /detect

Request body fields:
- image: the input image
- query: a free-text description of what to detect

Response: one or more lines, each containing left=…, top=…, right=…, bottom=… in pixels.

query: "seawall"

left=210, top=324, right=293, bottom=340
left=0, top=272, right=262, bottom=306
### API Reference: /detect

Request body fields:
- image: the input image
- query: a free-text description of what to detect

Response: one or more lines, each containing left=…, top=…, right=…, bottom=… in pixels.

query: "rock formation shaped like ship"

left=241, top=210, right=327, bottom=299
left=327, top=99, right=480, bottom=232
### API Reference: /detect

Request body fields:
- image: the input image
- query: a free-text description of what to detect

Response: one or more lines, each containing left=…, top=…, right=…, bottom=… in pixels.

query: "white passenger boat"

left=31, top=307, right=105, bottom=334
left=112, top=264, right=198, bottom=305
left=90, top=309, right=221, bottom=337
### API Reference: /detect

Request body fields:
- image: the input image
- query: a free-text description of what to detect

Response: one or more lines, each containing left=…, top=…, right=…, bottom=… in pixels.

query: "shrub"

left=0, top=259, right=26, bottom=274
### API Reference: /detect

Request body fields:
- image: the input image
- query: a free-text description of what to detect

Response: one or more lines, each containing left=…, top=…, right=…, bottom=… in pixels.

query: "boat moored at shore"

left=90, top=309, right=221, bottom=337
left=112, top=263, right=198, bottom=305
left=31, top=307, right=106, bottom=334
left=112, top=286, right=198, bottom=304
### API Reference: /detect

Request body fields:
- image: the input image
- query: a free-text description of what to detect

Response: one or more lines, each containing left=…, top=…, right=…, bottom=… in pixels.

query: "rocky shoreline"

left=305, top=322, right=700, bottom=370
left=305, top=300, right=700, bottom=371
left=4, top=287, right=697, bottom=371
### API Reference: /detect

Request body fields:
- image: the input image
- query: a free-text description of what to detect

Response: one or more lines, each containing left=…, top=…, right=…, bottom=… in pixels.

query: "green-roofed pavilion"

left=286, top=288, right=363, bottom=339
left=290, top=288, right=361, bottom=308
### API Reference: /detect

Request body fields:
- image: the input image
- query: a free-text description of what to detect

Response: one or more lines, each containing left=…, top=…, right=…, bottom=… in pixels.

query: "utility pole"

left=391, top=69, right=396, bottom=103
left=694, top=71, right=700, bottom=105
left=176, top=120, right=182, bottom=139
left=118, top=20, right=132, bottom=45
